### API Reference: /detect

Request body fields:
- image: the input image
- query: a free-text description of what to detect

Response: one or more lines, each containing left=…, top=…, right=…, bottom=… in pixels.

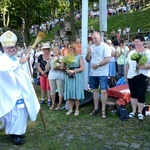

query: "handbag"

left=68, top=73, right=75, bottom=78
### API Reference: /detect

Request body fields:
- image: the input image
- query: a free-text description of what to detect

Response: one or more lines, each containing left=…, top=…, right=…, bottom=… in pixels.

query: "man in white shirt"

left=86, top=32, right=111, bottom=118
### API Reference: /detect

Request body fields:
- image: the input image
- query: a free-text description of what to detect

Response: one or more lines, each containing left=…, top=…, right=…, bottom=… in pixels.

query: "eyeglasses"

left=134, top=40, right=141, bottom=43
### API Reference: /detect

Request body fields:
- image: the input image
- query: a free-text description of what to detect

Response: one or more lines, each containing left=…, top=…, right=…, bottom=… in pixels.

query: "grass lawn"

left=0, top=85, right=150, bottom=150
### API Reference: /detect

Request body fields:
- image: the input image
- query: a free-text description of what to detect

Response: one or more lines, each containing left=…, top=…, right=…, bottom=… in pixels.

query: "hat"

left=41, top=43, right=50, bottom=49
left=0, top=30, right=17, bottom=47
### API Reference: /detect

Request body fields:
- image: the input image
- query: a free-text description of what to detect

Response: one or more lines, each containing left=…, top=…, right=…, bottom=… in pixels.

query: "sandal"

left=129, top=112, right=135, bottom=118
left=74, top=110, right=79, bottom=116
left=40, top=100, right=45, bottom=104
left=102, top=111, right=106, bottom=119
left=55, top=107, right=61, bottom=110
left=66, top=110, right=73, bottom=115
left=47, top=101, right=51, bottom=107
left=90, top=109, right=100, bottom=116
left=49, top=106, right=54, bottom=110
left=138, top=113, right=144, bottom=121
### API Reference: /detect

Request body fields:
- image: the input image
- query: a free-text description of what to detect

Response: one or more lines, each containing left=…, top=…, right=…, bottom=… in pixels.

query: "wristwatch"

left=97, top=63, right=100, bottom=67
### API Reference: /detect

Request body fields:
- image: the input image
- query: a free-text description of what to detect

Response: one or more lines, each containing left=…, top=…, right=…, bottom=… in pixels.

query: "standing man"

left=0, top=30, right=40, bottom=145
left=86, top=32, right=111, bottom=118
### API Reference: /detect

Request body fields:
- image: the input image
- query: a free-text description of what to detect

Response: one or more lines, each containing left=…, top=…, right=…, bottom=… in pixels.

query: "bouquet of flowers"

left=62, top=53, right=75, bottom=69
left=130, top=52, right=148, bottom=72
left=62, top=53, right=76, bottom=78
left=51, top=57, right=61, bottom=69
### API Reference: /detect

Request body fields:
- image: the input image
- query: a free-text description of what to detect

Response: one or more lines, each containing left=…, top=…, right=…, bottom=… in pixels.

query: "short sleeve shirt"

left=127, top=49, right=150, bottom=78
left=89, top=42, right=111, bottom=76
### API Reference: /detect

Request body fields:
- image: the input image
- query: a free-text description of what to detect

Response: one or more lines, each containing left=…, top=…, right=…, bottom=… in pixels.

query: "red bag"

left=107, top=85, right=131, bottom=105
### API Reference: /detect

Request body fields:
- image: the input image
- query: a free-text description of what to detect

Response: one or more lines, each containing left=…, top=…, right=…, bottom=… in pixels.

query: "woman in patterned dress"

left=61, top=42, right=85, bottom=116
left=46, top=46, right=65, bottom=110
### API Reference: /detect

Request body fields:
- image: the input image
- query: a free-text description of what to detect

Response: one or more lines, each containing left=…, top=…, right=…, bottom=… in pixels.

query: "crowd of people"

left=110, top=26, right=131, bottom=42
left=0, top=29, right=150, bottom=145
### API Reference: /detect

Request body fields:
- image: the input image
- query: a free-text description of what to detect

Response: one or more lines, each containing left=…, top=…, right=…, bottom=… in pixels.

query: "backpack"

left=116, top=76, right=126, bottom=86
left=117, top=104, right=129, bottom=121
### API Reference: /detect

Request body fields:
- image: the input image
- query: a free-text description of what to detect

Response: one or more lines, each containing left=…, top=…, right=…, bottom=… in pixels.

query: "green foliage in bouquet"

left=130, top=52, right=148, bottom=72
left=130, top=52, right=148, bottom=65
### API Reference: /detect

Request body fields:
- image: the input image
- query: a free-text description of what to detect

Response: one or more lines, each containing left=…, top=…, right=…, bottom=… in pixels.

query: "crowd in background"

left=0, top=30, right=149, bottom=118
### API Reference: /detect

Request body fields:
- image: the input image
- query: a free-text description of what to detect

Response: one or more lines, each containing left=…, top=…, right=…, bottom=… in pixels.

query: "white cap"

left=0, top=30, right=17, bottom=47
left=41, top=43, right=50, bottom=49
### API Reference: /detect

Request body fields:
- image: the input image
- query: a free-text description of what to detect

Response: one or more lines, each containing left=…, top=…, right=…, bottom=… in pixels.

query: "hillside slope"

left=44, top=6, right=150, bottom=42
left=89, top=6, right=150, bottom=36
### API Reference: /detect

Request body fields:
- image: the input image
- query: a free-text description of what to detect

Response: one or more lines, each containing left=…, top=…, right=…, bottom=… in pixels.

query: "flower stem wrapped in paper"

left=51, top=57, right=61, bottom=69
left=62, top=53, right=75, bottom=69
left=130, top=52, right=148, bottom=73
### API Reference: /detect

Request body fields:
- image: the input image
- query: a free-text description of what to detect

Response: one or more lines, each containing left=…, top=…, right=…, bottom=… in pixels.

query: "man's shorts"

left=89, top=76, right=108, bottom=90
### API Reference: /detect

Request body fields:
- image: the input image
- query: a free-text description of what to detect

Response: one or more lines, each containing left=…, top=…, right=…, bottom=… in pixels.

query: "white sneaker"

left=66, top=110, right=73, bottom=115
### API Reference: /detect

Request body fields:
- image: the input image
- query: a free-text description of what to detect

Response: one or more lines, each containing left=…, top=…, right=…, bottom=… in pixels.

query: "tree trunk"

left=24, top=19, right=30, bottom=45
left=3, top=9, right=9, bottom=30
left=69, top=0, right=75, bottom=41
left=122, top=0, right=126, bottom=6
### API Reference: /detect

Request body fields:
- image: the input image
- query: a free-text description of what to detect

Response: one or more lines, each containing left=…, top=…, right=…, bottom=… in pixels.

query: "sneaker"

left=90, top=109, right=100, bottom=116
left=66, top=110, right=73, bottom=115
left=138, top=113, right=144, bottom=121
left=40, top=100, right=45, bottom=104
left=129, top=112, right=135, bottom=118
left=47, top=101, right=51, bottom=107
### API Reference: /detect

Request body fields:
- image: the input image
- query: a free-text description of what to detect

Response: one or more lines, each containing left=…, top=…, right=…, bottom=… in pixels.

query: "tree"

left=69, top=0, right=75, bottom=41
left=0, top=0, right=11, bottom=30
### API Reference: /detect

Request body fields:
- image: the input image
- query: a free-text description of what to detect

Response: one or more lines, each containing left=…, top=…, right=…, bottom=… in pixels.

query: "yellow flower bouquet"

left=62, top=53, right=75, bottom=69
left=62, top=53, right=76, bottom=78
